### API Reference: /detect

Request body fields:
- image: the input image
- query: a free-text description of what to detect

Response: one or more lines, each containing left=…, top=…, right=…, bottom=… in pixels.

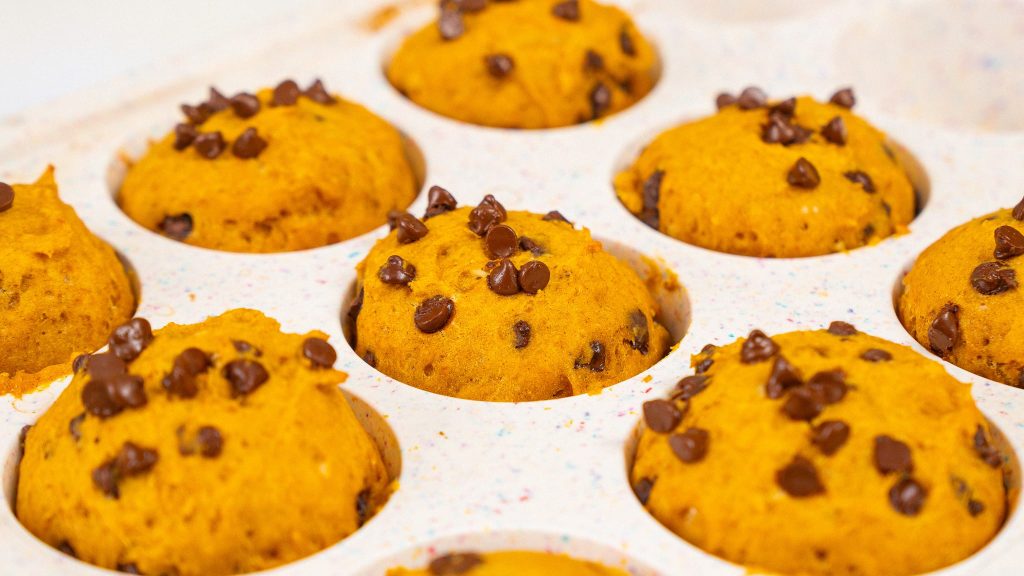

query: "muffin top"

left=899, top=199, right=1024, bottom=387
left=0, top=168, right=134, bottom=394
left=351, top=187, right=671, bottom=401
left=387, top=0, right=658, bottom=129
left=17, top=309, right=389, bottom=576
left=614, top=88, right=917, bottom=257
left=631, top=324, right=1006, bottom=576
left=387, top=550, right=628, bottom=576
left=119, top=79, right=418, bottom=252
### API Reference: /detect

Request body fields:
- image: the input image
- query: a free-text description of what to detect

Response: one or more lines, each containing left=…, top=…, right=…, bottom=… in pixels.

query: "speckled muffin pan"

left=2, top=0, right=1024, bottom=574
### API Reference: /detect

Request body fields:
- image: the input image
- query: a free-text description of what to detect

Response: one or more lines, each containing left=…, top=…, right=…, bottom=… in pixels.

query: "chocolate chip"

left=438, top=3, right=464, bottom=41
left=994, top=225, right=1024, bottom=260
left=162, top=348, right=206, bottom=398
left=271, top=79, right=301, bottom=106
left=159, top=213, right=193, bottom=240
left=353, top=488, right=371, bottom=526
left=782, top=386, right=824, bottom=421
left=669, top=427, right=709, bottom=463
left=424, top=185, right=457, bottom=219
left=1013, top=197, right=1024, bottom=221
left=196, top=426, right=223, bottom=458
left=303, top=337, right=337, bottom=369
left=87, top=352, right=127, bottom=381
left=575, top=341, right=606, bottom=372
left=363, top=351, right=378, bottom=367
left=513, top=320, right=531, bottom=349
left=812, top=420, right=850, bottom=456
left=57, top=541, right=77, bottom=558
left=766, top=355, right=802, bottom=399
left=584, top=49, right=604, bottom=71
left=889, top=477, right=926, bottom=515
left=771, top=97, right=796, bottom=117
left=633, top=477, right=654, bottom=505
left=821, top=116, right=847, bottom=145
left=18, top=425, right=29, bottom=458
left=928, top=304, right=960, bottom=357
left=82, top=379, right=121, bottom=418
left=737, top=86, right=767, bottom=110
left=626, top=309, right=649, bottom=354
left=643, top=399, right=682, bottom=433
left=694, top=357, right=713, bottom=374
left=971, top=261, right=1017, bottom=295
left=193, top=131, right=226, bottom=159
left=776, top=456, right=824, bottom=497
left=543, top=210, right=571, bottom=224
left=118, top=442, right=159, bottom=476
left=181, top=103, right=211, bottom=125
left=969, top=499, right=985, bottom=516
left=230, top=92, right=261, bottom=118
left=485, top=224, right=518, bottom=258
left=518, top=261, right=550, bottom=294
left=619, top=26, right=636, bottom=56
left=379, top=255, right=417, bottom=285
left=108, top=374, right=147, bottom=409
left=844, top=170, right=875, bottom=193
left=762, top=115, right=798, bottom=145
left=830, top=87, right=856, bottom=109
left=206, top=87, right=230, bottom=112
left=640, top=170, right=663, bottom=229
left=827, top=321, right=857, bottom=336
left=117, top=563, right=141, bottom=574
left=485, top=53, right=515, bottom=78
left=457, top=0, right=487, bottom=12
left=109, top=318, right=154, bottom=362
left=589, top=82, right=611, bottom=120
left=874, top=435, right=913, bottom=474
left=974, top=425, right=1002, bottom=467
left=223, top=359, right=269, bottom=397
left=71, top=355, right=88, bottom=374
left=429, top=552, right=484, bottom=575
left=92, top=461, right=120, bottom=498
left=304, top=79, right=336, bottom=104
left=415, top=296, right=455, bottom=333
left=518, top=236, right=544, bottom=256
left=860, top=348, right=893, bottom=362
left=741, top=329, right=779, bottom=363
left=808, top=369, right=846, bottom=404
left=69, top=413, right=85, bottom=441
left=787, top=157, right=820, bottom=189
left=487, top=259, right=520, bottom=295
left=673, top=375, right=709, bottom=400
left=468, top=195, right=507, bottom=236
left=715, top=93, right=737, bottom=110
left=394, top=212, right=429, bottom=243
left=231, top=127, right=267, bottom=159
left=551, top=0, right=580, bottom=21
left=173, top=123, right=198, bottom=150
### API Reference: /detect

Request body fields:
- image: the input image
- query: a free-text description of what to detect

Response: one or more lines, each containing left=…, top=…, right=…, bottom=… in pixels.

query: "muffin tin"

left=2, top=0, right=1024, bottom=573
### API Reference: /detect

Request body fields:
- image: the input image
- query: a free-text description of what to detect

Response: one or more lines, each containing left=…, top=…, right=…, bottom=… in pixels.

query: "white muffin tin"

left=2, top=0, right=1024, bottom=574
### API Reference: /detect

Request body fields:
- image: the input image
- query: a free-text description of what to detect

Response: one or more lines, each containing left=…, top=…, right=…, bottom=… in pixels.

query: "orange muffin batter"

left=388, top=550, right=628, bottom=575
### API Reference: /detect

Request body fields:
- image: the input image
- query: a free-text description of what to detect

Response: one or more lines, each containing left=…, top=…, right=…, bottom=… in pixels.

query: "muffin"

left=387, top=550, right=627, bottom=576
left=387, top=0, right=658, bottom=129
left=17, top=309, right=389, bottom=576
left=898, top=199, right=1024, bottom=387
left=119, top=79, right=418, bottom=252
left=349, top=187, right=671, bottom=401
left=631, top=324, right=1007, bottom=576
left=0, top=168, right=135, bottom=395
left=614, top=87, right=917, bottom=257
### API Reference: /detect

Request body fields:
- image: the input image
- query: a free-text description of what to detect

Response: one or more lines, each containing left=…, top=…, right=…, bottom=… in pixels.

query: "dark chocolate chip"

left=694, top=357, right=714, bottom=374
left=92, top=461, right=120, bottom=498
left=771, top=97, right=796, bottom=117
left=158, top=213, right=193, bottom=240
left=889, top=477, right=926, bottom=515
left=181, top=103, right=211, bottom=125
left=173, top=123, right=198, bottom=150
left=551, top=0, right=580, bottom=21
left=303, top=337, right=337, bottom=369
left=18, top=425, right=29, bottom=458
left=766, top=355, right=802, bottom=399
left=762, top=115, right=798, bottom=145
left=82, top=379, right=121, bottom=418
left=356, top=489, right=370, bottom=526
left=518, top=260, right=550, bottom=294
left=669, top=427, right=709, bottom=463
left=72, top=354, right=88, bottom=374
left=715, top=93, right=737, bottom=110
left=626, top=309, right=649, bottom=354
left=304, top=79, right=336, bottom=104
left=640, top=170, right=663, bottom=229
left=844, top=170, right=875, bottom=193
left=178, top=348, right=212, bottom=375
left=193, top=131, right=226, bottom=159
left=415, top=296, right=455, bottom=333
left=827, top=321, right=857, bottom=336
left=633, top=477, right=654, bottom=505
left=362, top=350, right=378, bottom=368
left=488, top=259, right=520, bottom=295
left=57, top=541, right=77, bottom=558
left=518, top=236, right=544, bottom=256
left=109, top=318, right=154, bottom=362
left=584, top=49, right=604, bottom=71
left=782, top=386, right=824, bottom=421
left=223, top=359, right=269, bottom=397
left=485, top=224, right=518, bottom=258
left=812, top=420, right=850, bottom=456
left=429, top=552, right=484, bottom=576
left=116, top=563, right=141, bottom=574
left=1013, top=197, right=1024, bottom=221
left=543, top=210, right=571, bottom=224
left=619, top=26, right=636, bottom=56
left=438, top=3, right=465, bottom=41
left=117, top=442, right=158, bottom=476
left=673, top=375, right=709, bottom=400
left=206, top=87, right=230, bottom=112
left=820, top=116, right=847, bottom=146
left=874, top=435, right=913, bottom=474
left=468, top=195, right=507, bottom=236
left=776, top=456, right=824, bottom=497
left=394, top=212, right=429, bottom=243
left=643, top=399, right=681, bottom=433
left=424, top=185, right=458, bottom=219
left=808, top=369, right=847, bottom=404
left=974, top=425, right=1002, bottom=467
left=741, top=329, right=779, bottom=363
left=457, top=0, right=487, bottom=13
left=271, top=79, right=301, bottom=106
left=69, top=413, right=85, bottom=441
left=162, top=348, right=210, bottom=398
left=971, top=261, right=1017, bottom=295
left=589, top=82, right=611, bottom=120
left=860, top=348, right=892, bottom=362
left=737, top=86, right=767, bottom=110
left=231, top=127, right=267, bottom=159
left=994, top=225, right=1024, bottom=260
left=787, top=157, right=820, bottom=189
left=378, top=255, right=417, bottom=285
left=229, top=92, right=261, bottom=118
left=575, top=340, right=606, bottom=372
left=928, top=304, right=960, bottom=357
left=830, top=87, right=856, bottom=109
left=513, top=320, right=531, bottom=349
left=196, top=426, right=223, bottom=458
left=108, top=374, right=147, bottom=409
left=968, top=499, right=985, bottom=516
left=87, top=352, right=127, bottom=381
left=484, top=53, right=515, bottom=78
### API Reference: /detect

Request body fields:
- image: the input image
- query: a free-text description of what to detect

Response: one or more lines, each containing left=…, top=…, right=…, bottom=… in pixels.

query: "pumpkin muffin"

left=387, top=550, right=627, bottom=575
left=0, top=168, right=134, bottom=395
left=631, top=324, right=1007, bottom=576
left=349, top=187, right=671, bottom=402
left=17, top=309, right=389, bottom=576
left=119, top=79, right=418, bottom=252
left=614, top=87, right=917, bottom=257
left=386, top=0, right=658, bottom=129
left=898, top=199, right=1024, bottom=387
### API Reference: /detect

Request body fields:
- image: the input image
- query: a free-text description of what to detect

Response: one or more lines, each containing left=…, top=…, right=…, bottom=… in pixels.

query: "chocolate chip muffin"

left=631, top=324, right=1007, bottom=576
left=119, top=79, right=418, bottom=252
left=386, top=0, right=658, bottom=129
left=898, top=199, right=1024, bottom=387
left=349, top=187, right=671, bottom=401
left=614, top=87, right=917, bottom=257
left=17, top=309, right=389, bottom=576
left=387, top=550, right=627, bottom=576
left=0, top=168, right=135, bottom=395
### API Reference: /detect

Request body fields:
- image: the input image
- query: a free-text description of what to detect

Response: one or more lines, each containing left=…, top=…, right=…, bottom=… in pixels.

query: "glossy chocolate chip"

left=69, top=413, right=85, bottom=441
left=994, top=225, right=1024, bottom=260
left=57, top=541, right=77, bottom=558
left=378, top=255, right=417, bottom=285
left=223, top=359, right=269, bottom=397
left=808, top=369, right=847, bottom=404
left=776, top=456, right=824, bottom=497
left=830, top=87, right=856, bottom=109
left=206, top=87, right=230, bottom=112
left=92, top=461, right=120, bottom=498
left=626, top=309, right=649, bottom=354
left=928, top=304, right=960, bottom=357
left=355, top=488, right=371, bottom=526
left=737, top=86, right=767, bottom=109
left=485, top=53, right=515, bottom=78
left=640, top=170, right=663, bottom=229
left=196, top=426, right=223, bottom=458
left=488, top=259, right=520, bottom=295
left=771, top=97, right=796, bottom=117
left=518, top=236, right=544, bottom=256
left=424, top=185, right=457, bottom=219
left=974, top=425, right=1002, bottom=467
left=762, top=115, right=798, bottom=145
left=117, top=563, right=141, bottom=574
left=643, top=399, right=682, bottom=433
left=543, top=210, right=571, bottom=224
left=766, top=355, right=802, bottom=399
left=518, top=261, right=550, bottom=294
left=395, top=212, right=429, bottom=243
left=619, top=25, right=636, bottom=56
left=87, top=352, right=128, bottom=381
left=513, top=320, right=531, bottom=349
left=812, top=420, right=850, bottom=456
left=889, top=477, right=926, bottom=516
left=860, top=348, right=892, bottom=362
left=303, top=337, right=337, bottom=368
left=551, top=0, right=580, bottom=21
left=589, top=82, right=611, bottom=119
left=827, top=321, right=857, bottom=336
left=415, top=296, right=455, bottom=333
left=109, top=318, right=154, bottom=362
left=193, top=131, right=226, bottom=159
left=782, top=386, right=824, bottom=421
left=741, top=329, right=779, bottom=363
left=362, top=350, right=378, bottom=368
left=468, top=195, right=507, bottom=236
left=181, top=103, right=211, bottom=125
left=971, top=261, right=1017, bottom=295
left=844, top=170, right=875, bottom=193
left=159, top=213, right=193, bottom=240
left=162, top=347, right=210, bottom=398
left=715, top=93, right=737, bottom=109
left=118, top=442, right=159, bottom=476
left=1014, top=197, right=1024, bottom=221
left=232, top=127, right=267, bottom=159
left=304, top=79, right=336, bottom=104
left=229, top=92, right=261, bottom=118
left=584, top=49, right=604, bottom=71
left=271, top=79, right=301, bottom=106
left=173, top=123, right=198, bottom=150
left=874, top=435, right=913, bottom=474
left=821, top=116, right=847, bottom=146
left=633, top=477, right=654, bottom=505
left=438, top=3, right=464, bottom=41
left=82, top=379, right=121, bottom=418
left=429, top=552, right=484, bottom=576
left=485, top=224, right=518, bottom=258
left=108, top=374, right=147, bottom=409
left=673, top=375, right=709, bottom=400
left=669, top=427, right=709, bottom=463
left=575, top=340, right=606, bottom=372
left=695, top=356, right=714, bottom=374
left=787, top=157, right=820, bottom=189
